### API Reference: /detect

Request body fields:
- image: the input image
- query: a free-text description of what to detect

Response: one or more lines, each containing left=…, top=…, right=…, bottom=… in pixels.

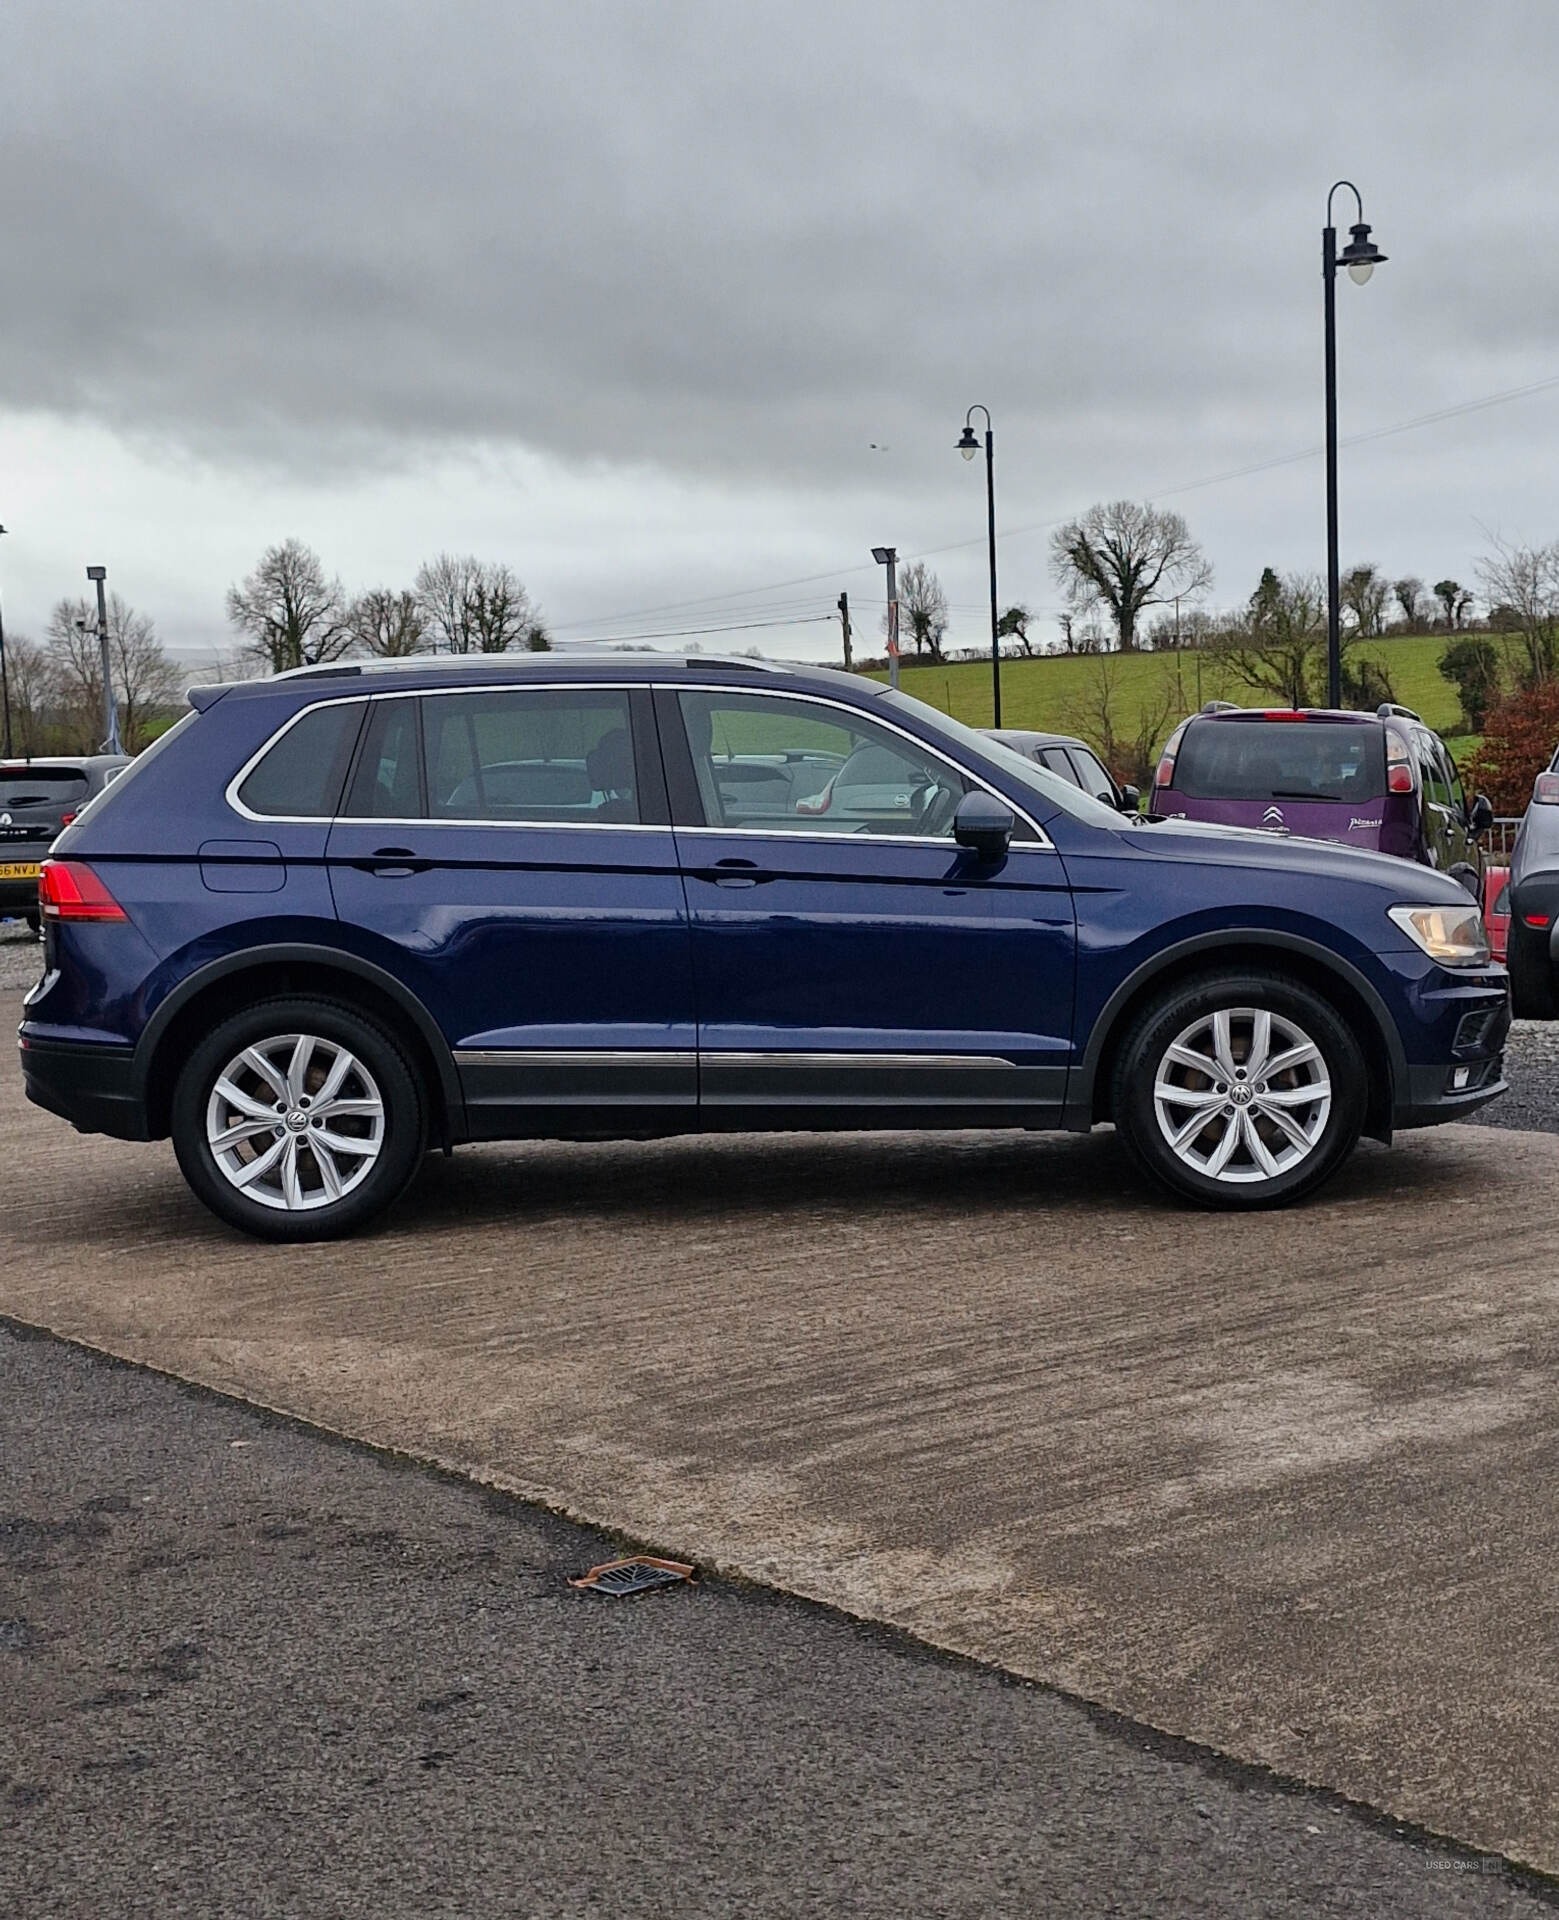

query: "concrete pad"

left=4, top=989, right=1557, bottom=1870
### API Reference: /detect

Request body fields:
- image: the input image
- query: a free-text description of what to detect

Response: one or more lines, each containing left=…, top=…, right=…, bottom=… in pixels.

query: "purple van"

left=1150, top=702, right=1493, bottom=895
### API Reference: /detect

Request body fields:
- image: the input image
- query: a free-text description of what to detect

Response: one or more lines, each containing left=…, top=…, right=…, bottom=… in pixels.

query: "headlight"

left=1387, top=903, right=1490, bottom=966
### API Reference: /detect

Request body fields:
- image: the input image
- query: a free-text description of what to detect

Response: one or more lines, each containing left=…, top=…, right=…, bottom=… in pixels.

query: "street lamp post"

left=0, top=525, right=12, bottom=758
left=86, top=565, right=124, bottom=756
left=1323, top=182, right=1387, bottom=708
left=871, top=546, right=899, bottom=691
left=956, top=406, right=1002, bottom=727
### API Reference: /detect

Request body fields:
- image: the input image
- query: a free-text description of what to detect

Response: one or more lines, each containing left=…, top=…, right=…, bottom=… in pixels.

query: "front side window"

left=238, top=700, right=366, bottom=818
left=1069, top=748, right=1118, bottom=804
left=678, top=690, right=967, bottom=838
left=423, top=689, right=639, bottom=825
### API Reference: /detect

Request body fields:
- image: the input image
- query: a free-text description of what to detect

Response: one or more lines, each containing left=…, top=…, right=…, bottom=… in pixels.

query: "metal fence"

left=1487, top=817, right=1523, bottom=867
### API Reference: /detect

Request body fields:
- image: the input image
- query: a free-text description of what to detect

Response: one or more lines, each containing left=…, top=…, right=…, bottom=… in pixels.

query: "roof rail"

left=1375, top=702, right=1423, bottom=722
left=1200, top=699, right=1241, bottom=714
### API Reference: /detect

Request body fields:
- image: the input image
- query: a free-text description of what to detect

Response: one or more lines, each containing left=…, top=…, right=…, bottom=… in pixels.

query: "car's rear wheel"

left=1112, top=970, right=1366, bottom=1209
left=171, top=996, right=427, bottom=1241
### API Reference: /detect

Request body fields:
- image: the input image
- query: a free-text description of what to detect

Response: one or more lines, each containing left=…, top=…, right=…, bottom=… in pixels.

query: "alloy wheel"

left=1151, top=1005, right=1332, bottom=1185
left=205, top=1032, right=386, bottom=1212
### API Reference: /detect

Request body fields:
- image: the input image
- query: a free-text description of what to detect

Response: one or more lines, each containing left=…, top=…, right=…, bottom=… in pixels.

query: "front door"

left=325, top=683, right=696, bottom=1129
left=658, top=685, right=1075, bottom=1117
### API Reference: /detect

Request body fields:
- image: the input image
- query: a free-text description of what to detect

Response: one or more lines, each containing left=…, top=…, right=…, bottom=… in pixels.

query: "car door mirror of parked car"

left=1118, top=785, right=1140, bottom=814
left=952, top=790, right=1016, bottom=862
left=1467, top=793, right=1494, bottom=837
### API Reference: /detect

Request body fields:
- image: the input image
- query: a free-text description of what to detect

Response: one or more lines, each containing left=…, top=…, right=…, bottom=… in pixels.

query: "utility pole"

left=837, top=591, right=853, bottom=671
left=0, top=524, right=12, bottom=758
left=86, top=565, right=124, bottom=756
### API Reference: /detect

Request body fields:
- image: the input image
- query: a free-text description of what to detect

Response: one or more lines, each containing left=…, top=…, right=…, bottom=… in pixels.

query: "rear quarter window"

left=236, top=701, right=367, bottom=818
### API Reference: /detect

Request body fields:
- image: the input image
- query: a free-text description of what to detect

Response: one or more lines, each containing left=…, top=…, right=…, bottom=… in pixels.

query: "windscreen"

left=1173, top=721, right=1385, bottom=803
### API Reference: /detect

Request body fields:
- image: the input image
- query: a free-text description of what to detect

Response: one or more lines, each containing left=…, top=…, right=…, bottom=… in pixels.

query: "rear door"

left=324, top=683, right=696, bottom=1127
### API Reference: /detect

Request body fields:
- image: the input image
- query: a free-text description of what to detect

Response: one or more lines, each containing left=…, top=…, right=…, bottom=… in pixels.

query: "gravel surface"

left=0, top=920, right=41, bottom=991
left=3, top=1326, right=1550, bottom=1920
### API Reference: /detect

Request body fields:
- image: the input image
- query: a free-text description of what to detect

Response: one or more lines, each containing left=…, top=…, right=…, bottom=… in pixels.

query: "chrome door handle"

left=701, top=857, right=770, bottom=888
left=356, top=846, right=427, bottom=876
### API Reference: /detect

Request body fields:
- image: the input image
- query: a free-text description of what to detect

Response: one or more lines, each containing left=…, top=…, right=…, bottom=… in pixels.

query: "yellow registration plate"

left=0, top=862, right=40, bottom=882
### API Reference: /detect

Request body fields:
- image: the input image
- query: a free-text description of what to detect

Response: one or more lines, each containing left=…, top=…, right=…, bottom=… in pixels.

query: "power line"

left=552, top=370, right=1559, bottom=634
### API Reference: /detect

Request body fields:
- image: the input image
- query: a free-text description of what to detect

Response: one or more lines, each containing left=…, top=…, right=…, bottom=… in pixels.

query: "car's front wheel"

left=171, top=996, right=428, bottom=1241
left=1111, top=970, right=1366, bottom=1209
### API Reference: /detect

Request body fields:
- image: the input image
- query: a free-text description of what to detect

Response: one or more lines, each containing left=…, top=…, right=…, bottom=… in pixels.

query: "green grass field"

left=863, top=631, right=1483, bottom=767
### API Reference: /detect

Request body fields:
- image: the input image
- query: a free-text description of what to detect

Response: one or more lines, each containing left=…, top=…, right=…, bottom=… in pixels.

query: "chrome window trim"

left=224, top=678, right=1055, bottom=850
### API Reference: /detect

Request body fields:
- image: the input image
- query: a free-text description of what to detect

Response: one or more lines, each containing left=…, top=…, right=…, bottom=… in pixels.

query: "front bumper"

left=18, top=1033, right=149, bottom=1140
left=1391, top=974, right=1511, bottom=1130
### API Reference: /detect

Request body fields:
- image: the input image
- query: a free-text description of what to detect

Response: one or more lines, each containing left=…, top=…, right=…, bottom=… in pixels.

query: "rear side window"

left=343, top=699, right=423, bottom=818
left=0, top=770, right=89, bottom=808
left=238, top=701, right=366, bottom=818
left=423, top=689, right=640, bottom=824
left=1038, top=747, right=1079, bottom=784
left=1172, top=722, right=1385, bottom=803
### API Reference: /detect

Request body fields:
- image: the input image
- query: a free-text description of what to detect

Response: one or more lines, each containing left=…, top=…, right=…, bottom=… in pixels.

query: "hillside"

left=863, top=631, right=1481, bottom=765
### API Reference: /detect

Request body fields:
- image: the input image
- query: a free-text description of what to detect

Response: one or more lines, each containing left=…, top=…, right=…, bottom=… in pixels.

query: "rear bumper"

left=18, top=1033, right=149, bottom=1140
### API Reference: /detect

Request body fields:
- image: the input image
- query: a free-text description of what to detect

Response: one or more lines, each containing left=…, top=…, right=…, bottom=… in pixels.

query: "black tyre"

left=171, top=995, right=428, bottom=1241
left=1111, top=969, right=1367, bottom=1210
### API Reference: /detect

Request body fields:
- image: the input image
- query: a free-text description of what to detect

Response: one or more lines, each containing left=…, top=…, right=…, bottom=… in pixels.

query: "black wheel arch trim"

left=134, top=942, right=465, bottom=1132
left=1067, top=928, right=1407, bottom=1127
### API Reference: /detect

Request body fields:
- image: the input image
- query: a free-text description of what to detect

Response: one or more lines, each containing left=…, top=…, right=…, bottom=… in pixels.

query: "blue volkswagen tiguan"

left=18, top=653, right=1508, bottom=1239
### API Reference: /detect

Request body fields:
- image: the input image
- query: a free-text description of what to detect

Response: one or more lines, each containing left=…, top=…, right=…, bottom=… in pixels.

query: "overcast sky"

left=3, top=0, right=1557, bottom=664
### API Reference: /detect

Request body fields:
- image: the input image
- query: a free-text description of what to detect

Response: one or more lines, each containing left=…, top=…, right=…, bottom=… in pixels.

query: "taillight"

left=795, top=777, right=834, bottom=816
left=1154, top=753, right=1176, bottom=787
left=37, top=860, right=128, bottom=922
left=1534, top=772, right=1559, bottom=805
left=1384, top=725, right=1415, bottom=795
left=59, top=812, right=76, bottom=827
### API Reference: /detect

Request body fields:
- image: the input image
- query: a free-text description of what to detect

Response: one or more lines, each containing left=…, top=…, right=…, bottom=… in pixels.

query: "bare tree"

left=1050, top=500, right=1211, bottom=652
left=1393, top=576, right=1425, bottom=629
left=349, top=588, right=427, bottom=657
left=1433, top=578, right=1474, bottom=631
left=226, top=540, right=350, bottom=673
left=1214, top=569, right=1327, bottom=709
left=413, top=554, right=547, bottom=654
left=46, top=594, right=181, bottom=752
left=1476, top=536, right=1559, bottom=688
left=1, top=633, right=51, bottom=756
left=996, top=603, right=1036, bottom=657
left=1063, top=652, right=1180, bottom=789
left=1341, top=563, right=1391, bottom=638
left=888, top=561, right=949, bottom=662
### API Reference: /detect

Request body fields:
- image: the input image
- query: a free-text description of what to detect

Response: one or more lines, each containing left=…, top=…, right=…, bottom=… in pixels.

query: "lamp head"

left=86, top=565, right=107, bottom=582
left=956, top=425, right=980, bottom=460
left=1340, top=221, right=1386, bottom=284
left=871, top=546, right=895, bottom=566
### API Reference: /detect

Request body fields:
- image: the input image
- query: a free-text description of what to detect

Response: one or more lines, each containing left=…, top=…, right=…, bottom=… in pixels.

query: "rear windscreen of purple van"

left=1173, top=723, right=1385, bottom=803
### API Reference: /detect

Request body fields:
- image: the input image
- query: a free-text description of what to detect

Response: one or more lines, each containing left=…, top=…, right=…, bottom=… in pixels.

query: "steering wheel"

left=912, top=779, right=960, bottom=839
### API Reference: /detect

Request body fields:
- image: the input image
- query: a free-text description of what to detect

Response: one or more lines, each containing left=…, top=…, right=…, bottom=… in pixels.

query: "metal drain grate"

left=569, top=1555, right=696, bottom=1596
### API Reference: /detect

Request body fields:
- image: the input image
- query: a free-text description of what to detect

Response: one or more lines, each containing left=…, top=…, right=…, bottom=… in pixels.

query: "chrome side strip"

left=454, top=1048, right=696, bottom=1068
left=704, top=1051, right=1018, bottom=1070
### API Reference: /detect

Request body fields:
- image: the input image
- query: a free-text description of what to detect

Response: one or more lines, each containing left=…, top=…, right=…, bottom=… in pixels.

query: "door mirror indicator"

left=1467, top=793, right=1494, bottom=837
left=953, top=790, right=1015, bottom=862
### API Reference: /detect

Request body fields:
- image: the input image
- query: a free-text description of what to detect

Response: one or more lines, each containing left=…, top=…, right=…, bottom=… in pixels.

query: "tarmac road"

left=2, top=1324, right=1549, bottom=1919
